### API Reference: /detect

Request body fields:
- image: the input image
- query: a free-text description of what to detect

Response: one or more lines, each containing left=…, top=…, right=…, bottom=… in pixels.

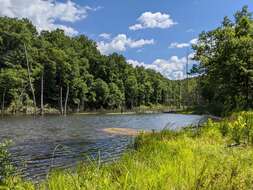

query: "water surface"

left=0, top=113, right=203, bottom=180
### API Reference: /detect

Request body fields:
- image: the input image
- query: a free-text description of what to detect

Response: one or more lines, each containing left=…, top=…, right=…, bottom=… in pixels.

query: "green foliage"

left=229, top=112, right=253, bottom=145
left=91, top=79, right=109, bottom=108
left=193, top=6, right=253, bottom=115
left=107, top=83, right=124, bottom=109
left=0, top=17, right=196, bottom=114
left=206, top=111, right=253, bottom=145
left=0, top=141, right=14, bottom=184
left=230, top=116, right=245, bottom=144
left=219, top=120, right=229, bottom=137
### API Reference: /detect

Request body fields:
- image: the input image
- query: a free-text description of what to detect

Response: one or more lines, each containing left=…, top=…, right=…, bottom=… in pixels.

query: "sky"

left=0, top=0, right=252, bottom=80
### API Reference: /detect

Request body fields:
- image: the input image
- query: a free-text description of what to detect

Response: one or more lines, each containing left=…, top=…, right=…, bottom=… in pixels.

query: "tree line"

left=0, top=17, right=198, bottom=114
left=4, top=5, right=250, bottom=116
left=192, top=6, right=253, bottom=115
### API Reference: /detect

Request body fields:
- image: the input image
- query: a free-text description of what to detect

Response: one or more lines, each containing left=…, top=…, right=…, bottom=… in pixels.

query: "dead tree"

left=24, top=43, right=36, bottom=114
left=64, top=84, right=69, bottom=115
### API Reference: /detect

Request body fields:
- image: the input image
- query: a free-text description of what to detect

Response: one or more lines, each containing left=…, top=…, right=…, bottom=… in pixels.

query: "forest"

left=1, top=4, right=253, bottom=190
left=0, top=6, right=253, bottom=116
left=192, top=6, right=253, bottom=115
left=0, top=17, right=197, bottom=115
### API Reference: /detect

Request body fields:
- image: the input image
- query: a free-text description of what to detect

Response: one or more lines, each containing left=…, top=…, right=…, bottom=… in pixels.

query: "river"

left=0, top=113, right=203, bottom=181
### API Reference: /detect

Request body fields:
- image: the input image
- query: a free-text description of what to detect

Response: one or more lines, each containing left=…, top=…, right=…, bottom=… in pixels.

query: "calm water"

left=0, top=113, right=203, bottom=180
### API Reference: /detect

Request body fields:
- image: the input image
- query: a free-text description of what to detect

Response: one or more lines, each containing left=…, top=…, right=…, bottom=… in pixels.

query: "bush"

left=226, top=112, right=253, bottom=145
left=219, top=120, right=229, bottom=137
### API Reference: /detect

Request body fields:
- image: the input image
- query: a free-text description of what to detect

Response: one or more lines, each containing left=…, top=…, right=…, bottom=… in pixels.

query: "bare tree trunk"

left=121, top=102, right=124, bottom=113
left=24, top=43, right=36, bottom=114
left=186, top=49, right=189, bottom=108
left=64, top=84, right=69, bottom=115
left=246, top=77, right=249, bottom=109
left=1, top=88, right=6, bottom=117
left=81, top=97, right=85, bottom=112
left=40, top=70, right=44, bottom=115
left=77, top=101, right=80, bottom=113
left=60, top=86, right=63, bottom=115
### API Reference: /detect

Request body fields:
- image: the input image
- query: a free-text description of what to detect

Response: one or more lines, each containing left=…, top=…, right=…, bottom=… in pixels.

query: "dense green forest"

left=0, top=17, right=198, bottom=114
left=193, top=6, right=253, bottom=115
left=2, top=5, right=253, bottom=190
left=1, top=6, right=252, bottom=115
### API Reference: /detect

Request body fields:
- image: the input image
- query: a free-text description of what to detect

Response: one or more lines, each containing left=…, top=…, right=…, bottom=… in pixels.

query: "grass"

left=2, top=112, right=253, bottom=189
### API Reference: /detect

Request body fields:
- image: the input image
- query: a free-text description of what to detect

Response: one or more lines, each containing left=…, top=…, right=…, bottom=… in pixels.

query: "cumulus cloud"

left=169, top=38, right=198, bottom=49
left=127, top=54, right=195, bottom=80
left=99, top=33, right=111, bottom=40
left=0, top=0, right=96, bottom=36
left=169, top=42, right=190, bottom=49
left=129, top=12, right=177, bottom=30
left=189, top=38, right=198, bottom=45
left=97, top=34, right=154, bottom=55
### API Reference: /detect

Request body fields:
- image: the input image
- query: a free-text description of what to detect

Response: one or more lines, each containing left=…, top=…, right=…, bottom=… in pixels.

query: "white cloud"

left=99, top=33, right=111, bottom=40
left=169, top=38, right=198, bottom=49
left=97, top=34, right=154, bottom=55
left=127, top=54, right=196, bottom=80
left=0, top=0, right=96, bottom=36
left=129, top=12, right=177, bottom=30
left=169, top=42, right=190, bottom=49
left=128, top=38, right=154, bottom=48
left=189, top=38, right=198, bottom=45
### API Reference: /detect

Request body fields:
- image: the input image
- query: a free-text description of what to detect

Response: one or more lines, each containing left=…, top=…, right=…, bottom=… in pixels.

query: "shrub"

left=228, top=112, right=253, bottom=145
left=219, top=120, right=229, bottom=137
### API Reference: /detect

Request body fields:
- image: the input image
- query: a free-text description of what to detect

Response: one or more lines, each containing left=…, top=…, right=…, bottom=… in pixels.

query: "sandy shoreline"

left=102, top=128, right=144, bottom=136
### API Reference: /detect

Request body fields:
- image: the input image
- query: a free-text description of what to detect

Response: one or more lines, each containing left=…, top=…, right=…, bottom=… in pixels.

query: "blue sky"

left=0, top=0, right=252, bottom=79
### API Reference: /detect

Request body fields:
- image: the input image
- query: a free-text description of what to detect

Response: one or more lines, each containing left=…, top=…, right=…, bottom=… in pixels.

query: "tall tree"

left=193, top=6, right=253, bottom=114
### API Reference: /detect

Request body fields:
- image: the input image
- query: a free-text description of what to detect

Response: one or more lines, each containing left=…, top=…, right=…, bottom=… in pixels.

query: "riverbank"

left=2, top=111, right=253, bottom=189
left=72, top=105, right=182, bottom=115
left=0, top=104, right=181, bottom=116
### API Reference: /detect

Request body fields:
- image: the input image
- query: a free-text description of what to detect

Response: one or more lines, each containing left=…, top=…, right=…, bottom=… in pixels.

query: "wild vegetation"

left=0, top=141, right=13, bottom=184
left=1, top=5, right=253, bottom=190
left=0, top=17, right=198, bottom=115
left=1, top=112, right=253, bottom=189
left=192, top=6, right=253, bottom=115
left=1, top=6, right=253, bottom=116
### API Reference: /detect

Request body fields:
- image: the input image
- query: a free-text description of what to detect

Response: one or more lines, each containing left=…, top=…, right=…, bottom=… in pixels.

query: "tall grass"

left=2, top=112, right=253, bottom=190
left=0, top=141, right=14, bottom=184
